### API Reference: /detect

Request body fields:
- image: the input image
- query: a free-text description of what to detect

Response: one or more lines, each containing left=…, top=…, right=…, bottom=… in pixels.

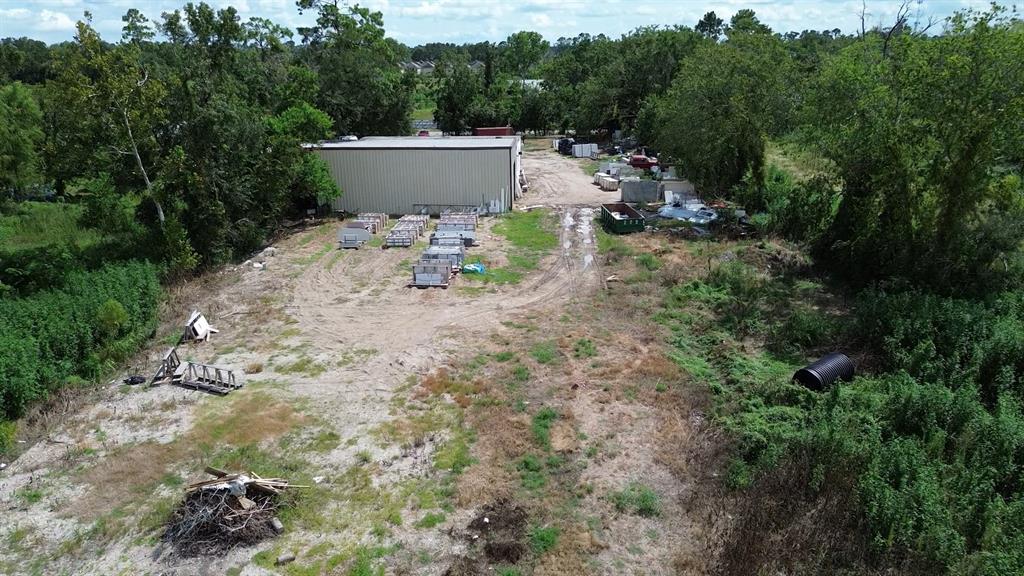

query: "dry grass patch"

left=66, top=441, right=191, bottom=521
left=66, top=390, right=305, bottom=523
left=191, top=391, right=305, bottom=446
left=532, top=528, right=592, bottom=576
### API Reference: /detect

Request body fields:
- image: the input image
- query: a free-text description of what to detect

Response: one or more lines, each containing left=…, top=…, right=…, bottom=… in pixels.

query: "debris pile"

left=164, top=467, right=302, bottom=556
left=183, top=310, right=218, bottom=343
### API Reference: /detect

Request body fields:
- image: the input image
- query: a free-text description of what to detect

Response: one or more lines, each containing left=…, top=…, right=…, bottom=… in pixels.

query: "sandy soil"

left=0, top=149, right=636, bottom=575
left=521, top=150, right=621, bottom=207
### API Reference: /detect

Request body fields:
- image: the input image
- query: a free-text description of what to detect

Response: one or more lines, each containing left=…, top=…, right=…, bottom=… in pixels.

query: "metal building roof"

left=305, top=136, right=518, bottom=151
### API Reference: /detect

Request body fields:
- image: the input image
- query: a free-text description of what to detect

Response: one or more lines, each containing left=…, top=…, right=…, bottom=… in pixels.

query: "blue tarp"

left=463, top=263, right=486, bottom=274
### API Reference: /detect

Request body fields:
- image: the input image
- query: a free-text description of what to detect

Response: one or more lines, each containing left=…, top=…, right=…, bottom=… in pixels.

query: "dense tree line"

left=439, top=5, right=1024, bottom=296
left=1, top=1, right=429, bottom=275
left=641, top=6, right=1023, bottom=574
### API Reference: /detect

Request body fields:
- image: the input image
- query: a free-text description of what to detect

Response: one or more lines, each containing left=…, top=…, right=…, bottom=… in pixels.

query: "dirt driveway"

left=2, top=149, right=673, bottom=576
left=522, top=150, right=621, bottom=206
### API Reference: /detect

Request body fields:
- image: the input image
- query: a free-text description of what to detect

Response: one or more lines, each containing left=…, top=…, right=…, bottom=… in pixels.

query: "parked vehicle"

left=628, top=154, right=658, bottom=169
left=417, top=130, right=430, bottom=137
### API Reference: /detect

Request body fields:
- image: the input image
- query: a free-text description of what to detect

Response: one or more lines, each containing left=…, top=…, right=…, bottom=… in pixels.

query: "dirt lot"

left=523, top=149, right=621, bottom=206
left=0, top=149, right=714, bottom=576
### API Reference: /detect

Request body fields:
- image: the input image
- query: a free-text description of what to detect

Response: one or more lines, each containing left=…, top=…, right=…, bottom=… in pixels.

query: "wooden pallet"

left=150, top=347, right=182, bottom=385
left=150, top=346, right=241, bottom=395
left=176, top=362, right=241, bottom=395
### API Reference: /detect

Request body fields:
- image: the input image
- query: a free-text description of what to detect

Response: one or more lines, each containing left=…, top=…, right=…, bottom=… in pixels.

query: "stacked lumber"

left=186, top=466, right=303, bottom=495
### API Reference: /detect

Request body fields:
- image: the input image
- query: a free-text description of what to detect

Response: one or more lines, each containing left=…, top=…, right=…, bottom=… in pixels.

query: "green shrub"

left=529, top=342, right=558, bottom=364
left=0, top=243, right=82, bottom=296
left=529, top=525, right=559, bottom=554
left=0, top=419, right=16, bottom=455
left=610, top=483, right=662, bottom=517
left=96, top=299, right=129, bottom=339
left=0, top=262, right=160, bottom=418
left=635, top=252, right=662, bottom=271
left=774, top=306, right=837, bottom=351
left=662, top=259, right=1024, bottom=570
left=531, top=407, right=559, bottom=450
left=78, top=174, right=139, bottom=238
left=573, top=338, right=597, bottom=358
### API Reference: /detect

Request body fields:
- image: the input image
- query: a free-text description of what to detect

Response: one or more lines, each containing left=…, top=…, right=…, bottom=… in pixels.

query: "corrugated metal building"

left=306, top=136, right=521, bottom=215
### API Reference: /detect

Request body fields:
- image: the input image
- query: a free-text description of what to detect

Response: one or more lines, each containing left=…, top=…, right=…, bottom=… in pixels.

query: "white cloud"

left=0, top=8, right=32, bottom=19
left=37, top=9, right=76, bottom=31
left=530, top=13, right=552, bottom=27
left=34, top=0, right=81, bottom=7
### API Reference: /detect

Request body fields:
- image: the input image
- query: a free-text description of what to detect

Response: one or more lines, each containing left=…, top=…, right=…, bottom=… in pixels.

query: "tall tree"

left=0, top=82, right=44, bottom=191
left=500, top=31, right=549, bottom=80
left=728, top=9, right=772, bottom=37
left=651, top=33, right=794, bottom=194
left=121, top=8, right=155, bottom=43
left=805, top=5, right=1024, bottom=288
left=696, top=11, right=724, bottom=40
left=296, top=2, right=413, bottom=135
left=433, top=53, right=479, bottom=134
left=51, top=20, right=167, bottom=222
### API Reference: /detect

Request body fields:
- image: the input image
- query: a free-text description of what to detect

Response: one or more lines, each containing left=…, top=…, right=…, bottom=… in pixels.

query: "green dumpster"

left=600, top=202, right=645, bottom=234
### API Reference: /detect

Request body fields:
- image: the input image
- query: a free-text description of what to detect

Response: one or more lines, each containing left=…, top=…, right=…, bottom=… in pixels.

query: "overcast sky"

left=0, top=0, right=997, bottom=46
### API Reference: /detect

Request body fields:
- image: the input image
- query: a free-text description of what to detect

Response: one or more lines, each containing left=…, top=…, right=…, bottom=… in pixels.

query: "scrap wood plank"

left=186, top=474, right=242, bottom=491
left=205, top=466, right=229, bottom=478
left=178, top=379, right=231, bottom=395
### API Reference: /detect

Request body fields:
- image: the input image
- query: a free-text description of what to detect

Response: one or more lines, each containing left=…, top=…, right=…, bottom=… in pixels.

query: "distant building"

left=304, top=136, right=522, bottom=215
left=400, top=61, right=436, bottom=75
left=400, top=60, right=487, bottom=75
left=473, top=127, right=515, bottom=136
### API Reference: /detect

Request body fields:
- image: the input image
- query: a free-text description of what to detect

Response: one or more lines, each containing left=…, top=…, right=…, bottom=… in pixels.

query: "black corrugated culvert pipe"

left=793, top=353, right=855, bottom=390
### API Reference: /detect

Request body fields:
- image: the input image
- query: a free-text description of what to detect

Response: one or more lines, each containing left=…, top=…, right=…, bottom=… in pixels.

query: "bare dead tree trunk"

left=883, top=2, right=912, bottom=58
left=121, top=106, right=164, bottom=225
left=860, top=0, right=867, bottom=39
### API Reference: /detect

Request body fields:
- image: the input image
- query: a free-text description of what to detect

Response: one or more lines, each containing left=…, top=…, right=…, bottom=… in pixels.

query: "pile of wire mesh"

left=163, top=467, right=301, bottom=557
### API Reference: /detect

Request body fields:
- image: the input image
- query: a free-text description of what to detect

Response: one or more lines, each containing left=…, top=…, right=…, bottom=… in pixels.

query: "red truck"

left=628, top=154, right=658, bottom=169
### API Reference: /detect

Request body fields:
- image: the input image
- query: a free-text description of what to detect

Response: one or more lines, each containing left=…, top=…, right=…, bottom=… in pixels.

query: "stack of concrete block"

left=620, top=178, right=660, bottom=203
left=420, top=245, right=466, bottom=269
left=411, top=260, right=453, bottom=288
left=386, top=214, right=430, bottom=247
left=572, top=143, right=598, bottom=158
left=357, top=213, right=388, bottom=232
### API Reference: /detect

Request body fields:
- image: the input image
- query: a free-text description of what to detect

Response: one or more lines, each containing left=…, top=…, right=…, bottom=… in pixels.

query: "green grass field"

left=411, top=107, right=435, bottom=122
left=0, top=202, right=101, bottom=252
left=464, top=210, right=558, bottom=285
